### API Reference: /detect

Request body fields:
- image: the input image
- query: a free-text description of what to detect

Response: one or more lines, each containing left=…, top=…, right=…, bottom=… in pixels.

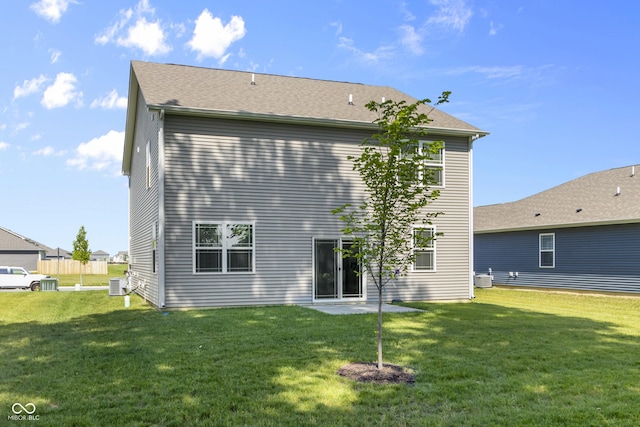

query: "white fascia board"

left=474, top=217, right=640, bottom=234
left=147, top=104, right=489, bottom=138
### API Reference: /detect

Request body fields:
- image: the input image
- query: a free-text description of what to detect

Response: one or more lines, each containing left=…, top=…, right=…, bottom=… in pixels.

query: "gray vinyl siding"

left=474, top=223, right=640, bottom=293
left=159, top=115, right=473, bottom=308
left=0, top=252, right=41, bottom=272
left=387, top=136, right=472, bottom=302
left=128, top=89, right=160, bottom=305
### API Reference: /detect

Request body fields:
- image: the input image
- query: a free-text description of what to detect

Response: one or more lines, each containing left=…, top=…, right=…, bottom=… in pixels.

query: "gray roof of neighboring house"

left=475, top=165, right=640, bottom=233
left=123, top=61, right=488, bottom=175
left=91, top=250, right=109, bottom=256
left=45, top=247, right=72, bottom=258
left=0, top=226, right=45, bottom=251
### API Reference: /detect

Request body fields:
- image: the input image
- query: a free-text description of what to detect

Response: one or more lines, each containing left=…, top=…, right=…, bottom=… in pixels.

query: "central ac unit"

left=109, top=278, right=127, bottom=296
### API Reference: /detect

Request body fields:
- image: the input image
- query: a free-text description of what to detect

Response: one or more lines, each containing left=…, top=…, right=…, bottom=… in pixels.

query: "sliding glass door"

left=313, top=239, right=363, bottom=301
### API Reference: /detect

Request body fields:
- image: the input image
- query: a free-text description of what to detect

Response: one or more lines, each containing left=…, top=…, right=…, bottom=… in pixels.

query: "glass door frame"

left=312, top=237, right=366, bottom=302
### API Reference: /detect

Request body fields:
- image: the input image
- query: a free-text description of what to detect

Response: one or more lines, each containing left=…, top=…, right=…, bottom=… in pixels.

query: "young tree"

left=72, top=225, right=91, bottom=286
left=333, top=94, right=449, bottom=370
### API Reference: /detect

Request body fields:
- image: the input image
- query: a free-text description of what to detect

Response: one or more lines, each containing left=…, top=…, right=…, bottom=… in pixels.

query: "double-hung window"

left=194, top=222, right=254, bottom=273
left=539, top=233, right=555, bottom=268
left=400, top=141, right=445, bottom=187
left=421, top=141, right=444, bottom=187
left=413, top=226, right=436, bottom=271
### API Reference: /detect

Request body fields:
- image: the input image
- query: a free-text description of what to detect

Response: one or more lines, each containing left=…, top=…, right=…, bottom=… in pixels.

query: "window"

left=152, top=221, right=157, bottom=274
left=422, top=141, right=444, bottom=187
left=145, top=141, right=151, bottom=189
left=194, top=222, right=254, bottom=273
left=413, top=226, right=436, bottom=271
left=401, top=141, right=445, bottom=187
left=539, top=233, right=555, bottom=268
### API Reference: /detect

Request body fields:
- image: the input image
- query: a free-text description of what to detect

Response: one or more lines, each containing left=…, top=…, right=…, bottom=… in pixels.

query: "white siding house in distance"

left=122, top=61, right=489, bottom=308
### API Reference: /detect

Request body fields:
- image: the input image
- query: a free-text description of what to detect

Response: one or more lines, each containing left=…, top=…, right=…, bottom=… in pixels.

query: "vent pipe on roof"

left=615, top=186, right=621, bottom=196
left=632, top=165, right=636, bottom=177
left=382, top=97, right=386, bottom=102
left=251, top=73, right=256, bottom=85
left=348, top=94, right=354, bottom=105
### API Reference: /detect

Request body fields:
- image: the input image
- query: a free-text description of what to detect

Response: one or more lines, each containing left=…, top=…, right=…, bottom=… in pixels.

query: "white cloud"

left=119, top=17, right=171, bottom=56
left=67, top=130, right=124, bottom=173
left=427, top=0, right=472, bottom=32
left=0, top=142, right=9, bottom=151
left=330, top=21, right=343, bottom=36
left=14, top=75, right=48, bottom=99
left=49, top=49, right=62, bottom=63
left=187, top=9, right=246, bottom=60
left=337, top=37, right=394, bottom=64
left=446, top=65, right=524, bottom=80
left=489, top=21, right=503, bottom=36
left=399, top=24, right=424, bottom=55
left=91, top=89, right=128, bottom=109
left=96, top=0, right=170, bottom=56
left=15, top=122, right=30, bottom=132
left=33, top=146, right=65, bottom=156
left=42, top=72, right=83, bottom=109
left=30, top=0, right=75, bottom=23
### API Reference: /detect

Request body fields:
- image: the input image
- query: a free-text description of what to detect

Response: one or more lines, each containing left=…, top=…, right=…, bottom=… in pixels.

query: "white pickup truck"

left=0, top=266, right=49, bottom=291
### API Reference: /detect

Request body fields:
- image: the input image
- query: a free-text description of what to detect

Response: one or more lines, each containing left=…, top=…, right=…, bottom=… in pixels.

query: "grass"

left=0, top=288, right=639, bottom=426
left=52, top=263, right=128, bottom=287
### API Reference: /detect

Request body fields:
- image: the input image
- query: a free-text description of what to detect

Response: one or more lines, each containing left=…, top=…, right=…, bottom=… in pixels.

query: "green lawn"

left=53, top=263, right=128, bottom=287
left=1, top=288, right=639, bottom=426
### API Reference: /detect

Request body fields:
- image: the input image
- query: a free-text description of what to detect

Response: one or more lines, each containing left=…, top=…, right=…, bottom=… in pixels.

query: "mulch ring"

left=337, top=362, right=415, bottom=385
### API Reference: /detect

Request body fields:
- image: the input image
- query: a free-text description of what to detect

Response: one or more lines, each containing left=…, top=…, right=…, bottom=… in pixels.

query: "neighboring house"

left=474, top=165, right=640, bottom=294
left=122, top=60, right=488, bottom=309
left=44, top=247, right=72, bottom=260
left=0, top=226, right=46, bottom=271
left=112, top=251, right=129, bottom=263
left=90, top=250, right=110, bottom=262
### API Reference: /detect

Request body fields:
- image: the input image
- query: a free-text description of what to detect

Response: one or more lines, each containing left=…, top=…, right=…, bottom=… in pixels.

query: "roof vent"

left=381, top=97, right=386, bottom=102
left=251, top=73, right=256, bottom=85
left=534, top=213, right=541, bottom=217
left=348, top=94, right=354, bottom=105
left=576, top=208, right=582, bottom=213
left=615, top=186, right=621, bottom=196
left=632, top=165, right=636, bottom=177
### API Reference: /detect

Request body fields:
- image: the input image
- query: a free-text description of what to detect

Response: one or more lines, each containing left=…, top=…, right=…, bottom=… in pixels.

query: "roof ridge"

left=133, top=60, right=369, bottom=87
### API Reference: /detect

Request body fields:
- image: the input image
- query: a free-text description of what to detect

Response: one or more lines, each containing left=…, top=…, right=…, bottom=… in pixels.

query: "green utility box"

left=40, top=278, right=59, bottom=291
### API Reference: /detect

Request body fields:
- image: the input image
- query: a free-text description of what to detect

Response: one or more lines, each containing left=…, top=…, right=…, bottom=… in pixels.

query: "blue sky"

left=1, top=0, right=638, bottom=256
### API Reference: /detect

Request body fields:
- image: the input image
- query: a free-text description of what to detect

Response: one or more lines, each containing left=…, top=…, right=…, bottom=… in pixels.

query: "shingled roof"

left=123, top=61, right=488, bottom=174
left=475, top=165, right=640, bottom=233
left=0, top=226, right=45, bottom=251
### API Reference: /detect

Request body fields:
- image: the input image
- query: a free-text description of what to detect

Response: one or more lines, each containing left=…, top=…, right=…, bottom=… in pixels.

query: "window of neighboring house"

left=413, top=226, right=436, bottom=271
left=194, top=222, right=254, bottom=274
left=539, top=233, right=555, bottom=268
left=146, top=141, right=151, bottom=189
left=401, top=141, right=445, bottom=187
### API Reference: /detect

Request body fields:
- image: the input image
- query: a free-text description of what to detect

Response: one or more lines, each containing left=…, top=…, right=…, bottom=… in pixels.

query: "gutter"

left=474, top=217, right=640, bottom=234
left=145, top=103, right=490, bottom=138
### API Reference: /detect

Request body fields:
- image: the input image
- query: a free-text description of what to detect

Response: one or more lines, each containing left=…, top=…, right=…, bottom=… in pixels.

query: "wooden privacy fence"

left=37, top=259, right=108, bottom=275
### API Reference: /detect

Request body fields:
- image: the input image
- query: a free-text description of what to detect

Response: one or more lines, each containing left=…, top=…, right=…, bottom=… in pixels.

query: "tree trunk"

left=377, top=282, right=383, bottom=370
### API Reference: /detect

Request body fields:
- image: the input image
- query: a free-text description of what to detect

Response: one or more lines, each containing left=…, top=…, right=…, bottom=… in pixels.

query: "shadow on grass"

left=0, top=295, right=639, bottom=426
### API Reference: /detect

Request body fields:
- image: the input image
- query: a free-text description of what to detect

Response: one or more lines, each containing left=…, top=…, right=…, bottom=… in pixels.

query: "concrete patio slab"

left=302, top=303, right=423, bottom=315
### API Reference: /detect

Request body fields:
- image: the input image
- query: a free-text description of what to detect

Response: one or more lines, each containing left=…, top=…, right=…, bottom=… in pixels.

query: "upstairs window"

left=145, top=141, right=151, bottom=189
left=400, top=141, right=445, bottom=187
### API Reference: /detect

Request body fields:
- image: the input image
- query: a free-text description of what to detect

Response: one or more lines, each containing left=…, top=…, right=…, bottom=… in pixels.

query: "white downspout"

left=468, top=134, right=478, bottom=299
left=158, top=109, right=166, bottom=308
